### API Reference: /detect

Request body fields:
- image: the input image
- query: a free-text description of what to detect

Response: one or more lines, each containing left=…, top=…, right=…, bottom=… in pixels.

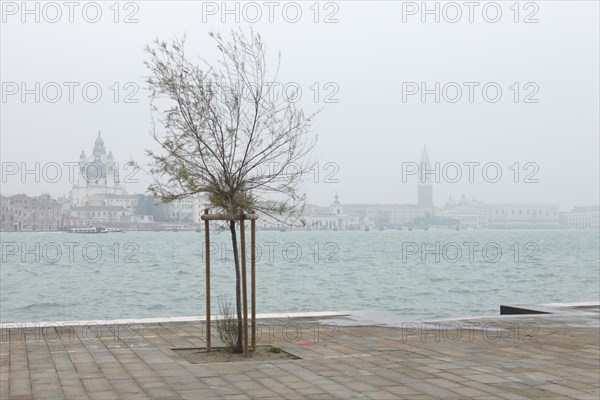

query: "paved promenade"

left=1, top=304, right=598, bottom=399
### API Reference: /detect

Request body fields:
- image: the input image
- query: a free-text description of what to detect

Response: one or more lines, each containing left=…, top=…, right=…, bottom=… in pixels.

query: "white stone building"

left=440, top=195, right=488, bottom=229
left=70, top=132, right=129, bottom=207
left=560, top=206, right=600, bottom=229
left=66, top=133, right=138, bottom=226
left=486, top=203, right=559, bottom=229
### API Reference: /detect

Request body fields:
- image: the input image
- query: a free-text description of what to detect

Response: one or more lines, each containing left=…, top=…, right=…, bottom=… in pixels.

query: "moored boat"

left=68, top=226, right=125, bottom=234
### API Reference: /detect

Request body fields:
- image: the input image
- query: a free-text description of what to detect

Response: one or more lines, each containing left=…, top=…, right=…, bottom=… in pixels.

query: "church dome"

left=82, top=160, right=107, bottom=182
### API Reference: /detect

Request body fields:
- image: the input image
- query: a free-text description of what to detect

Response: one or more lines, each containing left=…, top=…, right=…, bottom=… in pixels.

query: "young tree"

left=144, top=29, right=317, bottom=353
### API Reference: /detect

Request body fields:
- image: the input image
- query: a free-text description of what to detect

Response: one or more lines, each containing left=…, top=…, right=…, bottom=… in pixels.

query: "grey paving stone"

left=1, top=310, right=598, bottom=400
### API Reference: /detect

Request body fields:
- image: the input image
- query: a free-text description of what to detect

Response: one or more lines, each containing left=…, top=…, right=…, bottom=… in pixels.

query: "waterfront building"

left=486, top=203, right=559, bottom=229
left=65, top=205, right=134, bottom=226
left=560, top=206, right=600, bottom=229
left=0, top=193, right=63, bottom=231
left=440, top=196, right=561, bottom=230
left=167, top=196, right=205, bottom=223
left=440, top=195, right=488, bottom=229
left=339, top=203, right=432, bottom=229
left=303, top=194, right=350, bottom=230
left=65, top=133, right=138, bottom=226
left=70, top=132, right=129, bottom=207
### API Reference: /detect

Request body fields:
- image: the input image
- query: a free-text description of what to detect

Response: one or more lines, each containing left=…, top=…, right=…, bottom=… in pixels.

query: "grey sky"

left=1, top=1, right=598, bottom=210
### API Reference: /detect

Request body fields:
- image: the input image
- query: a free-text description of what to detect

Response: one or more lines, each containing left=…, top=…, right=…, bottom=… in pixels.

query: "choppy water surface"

left=1, top=230, right=598, bottom=323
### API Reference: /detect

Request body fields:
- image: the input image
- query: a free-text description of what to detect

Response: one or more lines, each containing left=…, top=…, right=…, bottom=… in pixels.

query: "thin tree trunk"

left=229, top=220, right=244, bottom=353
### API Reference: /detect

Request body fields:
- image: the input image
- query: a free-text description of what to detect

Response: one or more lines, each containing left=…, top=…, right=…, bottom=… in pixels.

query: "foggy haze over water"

left=1, top=1, right=599, bottom=210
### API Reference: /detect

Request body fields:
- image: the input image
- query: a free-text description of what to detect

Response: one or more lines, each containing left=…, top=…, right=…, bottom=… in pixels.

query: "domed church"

left=70, top=132, right=127, bottom=207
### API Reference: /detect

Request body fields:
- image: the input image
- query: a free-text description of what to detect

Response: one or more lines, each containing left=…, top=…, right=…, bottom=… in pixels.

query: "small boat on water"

left=68, top=226, right=124, bottom=234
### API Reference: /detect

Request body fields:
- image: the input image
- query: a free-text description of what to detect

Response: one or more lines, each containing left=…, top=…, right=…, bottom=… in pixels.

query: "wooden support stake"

left=240, top=220, right=249, bottom=357
left=204, top=209, right=211, bottom=352
left=251, top=218, right=256, bottom=350
left=201, top=211, right=258, bottom=356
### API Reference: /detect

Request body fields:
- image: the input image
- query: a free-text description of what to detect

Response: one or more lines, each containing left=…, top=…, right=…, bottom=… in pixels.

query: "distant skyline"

left=2, top=1, right=598, bottom=211
left=0, top=132, right=595, bottom=212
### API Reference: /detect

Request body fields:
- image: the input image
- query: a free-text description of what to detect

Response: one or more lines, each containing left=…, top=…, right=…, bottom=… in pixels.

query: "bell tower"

left=417, top=146, right=433, bottom=207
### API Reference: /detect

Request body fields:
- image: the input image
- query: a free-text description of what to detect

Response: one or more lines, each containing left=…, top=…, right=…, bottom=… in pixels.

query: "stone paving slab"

left=1, top=304, right=598, bottom=399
